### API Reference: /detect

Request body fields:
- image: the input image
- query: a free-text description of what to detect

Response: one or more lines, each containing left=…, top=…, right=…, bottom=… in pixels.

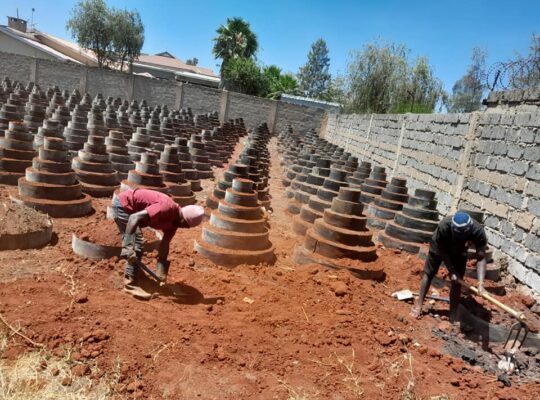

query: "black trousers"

left=423, top=250, right=467, bottom=280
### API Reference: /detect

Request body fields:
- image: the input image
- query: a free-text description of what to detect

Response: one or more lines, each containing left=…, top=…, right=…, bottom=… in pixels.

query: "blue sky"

left=1, top=0, right=538, bottom=92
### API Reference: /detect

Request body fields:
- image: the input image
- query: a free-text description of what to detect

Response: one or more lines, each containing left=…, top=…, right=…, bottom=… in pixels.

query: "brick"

left=524, top=233, right=540, bottom=252
left=525, top=255, right=540, bottom=271
left=500, top=220, right=514, bottom=236
left=507, top=144, right=525, bottom=159
left=523, top=146, right=540, bottom=162
left=520, top=127, right=535, bottom=143
left=509, top=161, right=528, bottom=176
left=508, top=210, right=535, bottom=230
left=514, top=227, right=525, bottom=242
left=526, top=164, right=540, bottom=181
left=527, top=198, right=540, bottom=217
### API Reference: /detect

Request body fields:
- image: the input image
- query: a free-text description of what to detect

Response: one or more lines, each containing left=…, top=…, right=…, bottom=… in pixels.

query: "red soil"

left=75, top=215, right=158, bottom=247
left=0, top=139, right=538, bottom=399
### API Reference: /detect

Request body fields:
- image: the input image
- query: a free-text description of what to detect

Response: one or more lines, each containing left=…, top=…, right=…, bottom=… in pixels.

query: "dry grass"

left=0, top=328, right=119, bottom=400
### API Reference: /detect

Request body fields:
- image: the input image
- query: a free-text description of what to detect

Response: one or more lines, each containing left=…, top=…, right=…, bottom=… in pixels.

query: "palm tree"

left=213, top=17, right=258, bottom=86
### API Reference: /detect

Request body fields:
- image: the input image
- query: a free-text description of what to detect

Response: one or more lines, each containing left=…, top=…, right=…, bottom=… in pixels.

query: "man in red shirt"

left=112, top=188, right=204, bottom=285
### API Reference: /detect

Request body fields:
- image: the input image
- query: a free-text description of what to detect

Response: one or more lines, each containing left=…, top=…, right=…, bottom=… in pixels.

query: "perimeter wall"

left=321, top=109, right=540, bottom=291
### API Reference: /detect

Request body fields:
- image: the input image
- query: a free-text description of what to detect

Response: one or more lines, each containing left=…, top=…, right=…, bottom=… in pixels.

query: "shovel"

left=392, top=289, right=449, bottom=303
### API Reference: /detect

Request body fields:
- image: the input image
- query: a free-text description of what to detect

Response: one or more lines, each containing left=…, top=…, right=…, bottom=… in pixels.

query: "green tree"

left=508, top=34, right=540, bottom=89
left=297, top=38, right=331, bottom=99
left=263, top=65, right=300, bottom=99
left=343, top=40, right=444, bottom=114
left=212, top=17, right=258, bottom=84
left=66, top=0, right=113, bottom=67
left=110, top=9, right=144, bottom=72
left=186, top=57, right=199, bottom=66
left=222, top=58, right=268, bottom=96
left=396, top=57, right=446, bottom=113
left=344, top=41, right=409, bottom=113
left=448, top=47, right=487, bottom=112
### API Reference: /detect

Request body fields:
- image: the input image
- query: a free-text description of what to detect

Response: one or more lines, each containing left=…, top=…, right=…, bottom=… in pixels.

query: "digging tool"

left=456, top=278, right=529, bottom=373
left=392, top=289, right=450, bottom=303
left=135, top=259, right=165, bottom=286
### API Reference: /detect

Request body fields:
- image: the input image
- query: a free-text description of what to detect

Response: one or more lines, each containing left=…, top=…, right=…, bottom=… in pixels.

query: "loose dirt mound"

left=0, top=201, right=50, bottom=235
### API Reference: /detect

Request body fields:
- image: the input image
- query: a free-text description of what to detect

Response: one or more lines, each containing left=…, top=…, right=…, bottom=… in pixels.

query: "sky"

left=0, top=0, right=538, bottom=92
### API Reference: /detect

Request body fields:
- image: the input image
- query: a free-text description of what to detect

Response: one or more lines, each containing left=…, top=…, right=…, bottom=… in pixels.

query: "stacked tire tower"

left=158, top=144, right=196, bottom=206
left=291, top=158, right=332, bottom=235
left=359, top=166, right=389, bottom=204
left=106, top=130, right=134, bottom=180
left=195, top=178, right=275, bottom=266
left=347, top=161, right=372, bottom=186
left=291, top=167, right=350, bottom=235
left=127, top=127, right=151, bottom=161
left=34, top=118, right=62, bottom=149
left=285, top=153, right=317, bottom=206
left=294, top=187, right=381, bottom=278
left=63, top=105, right=90, bottom=154
left=206, top=163, right=249, bottom=209
left=174, top=137, right=201, bottom=192
left=367, top=177, right=409, bottom=229
left=378, top=189, right=439, bottom=253
left=0, top=122, right=37, bottom=184
left=121, top=151, right=168, bottom=193
left=188, top=134, right=213, bottom=179
left=11, top=137, right=92, bottom=217
left=289, top=156, right=328, bottom=214
left=23, top=89, right=46, bottom=133
left=71, top=133, right=120, bottom=197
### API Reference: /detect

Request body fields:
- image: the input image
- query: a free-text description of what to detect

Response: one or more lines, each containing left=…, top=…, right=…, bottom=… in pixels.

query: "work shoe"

left=123, top=262, right=139, bottom=286
left=156, top=260, right=170, bottom=283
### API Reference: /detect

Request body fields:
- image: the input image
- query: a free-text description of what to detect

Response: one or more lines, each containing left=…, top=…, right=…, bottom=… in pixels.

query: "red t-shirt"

left=119, top=189, right=180, bottom=234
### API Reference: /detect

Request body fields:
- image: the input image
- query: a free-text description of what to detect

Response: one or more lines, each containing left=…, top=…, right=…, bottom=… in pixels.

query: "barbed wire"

left=486, top=57, right=539, bottom=91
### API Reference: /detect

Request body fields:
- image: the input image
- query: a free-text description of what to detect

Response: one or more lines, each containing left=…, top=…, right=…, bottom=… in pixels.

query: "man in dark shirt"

left=411, top=211, right=488, bottom=322
left=112, top=189, right=204, bottom=286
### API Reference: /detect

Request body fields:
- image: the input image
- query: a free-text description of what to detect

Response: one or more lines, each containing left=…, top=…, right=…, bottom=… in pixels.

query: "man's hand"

left=477, top=282, right=486, bottom=295
left=156, top=260, right=170, bottom=283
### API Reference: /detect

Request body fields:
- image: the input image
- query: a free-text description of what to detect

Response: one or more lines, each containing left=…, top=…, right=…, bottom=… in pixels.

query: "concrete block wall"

left=460, top=111, right=540, bottom=290
left=274, top=101, right=327, bottom=135
left=395, top=113, right=471, bottom=213
left=323, top=110, right=540, bottom=291
left=182, top=84, right=221, bottom=115
left=36, top=58, right=81, bottom=92
left=87, top=68, right=131, bottom=100
left=227, top=92, right=274, bottom=129
left=0, top=51, right=326, bottom=134
left=0, top=51, right=32, bottom=84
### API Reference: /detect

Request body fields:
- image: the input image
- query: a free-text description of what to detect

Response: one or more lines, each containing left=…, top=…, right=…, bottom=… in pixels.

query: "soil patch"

left=74, top=210, right=157, bottom=247
left=0, top=139, right=538, bottom=399
left=0, top=201, right=50, bottom=235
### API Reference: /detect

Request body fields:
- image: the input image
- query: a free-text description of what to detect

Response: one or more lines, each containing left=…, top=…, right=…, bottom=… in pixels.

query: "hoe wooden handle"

left=457, top=278, right=526, bottom=321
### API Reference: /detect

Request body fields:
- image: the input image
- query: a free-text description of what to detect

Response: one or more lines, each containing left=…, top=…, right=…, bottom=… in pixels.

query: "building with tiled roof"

left=0, top=16, right=219, bottom=88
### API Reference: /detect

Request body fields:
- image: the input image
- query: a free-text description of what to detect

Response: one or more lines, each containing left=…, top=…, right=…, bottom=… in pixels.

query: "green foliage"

left=66, top=0, right=144, bottom=70
left=343, top=40, right=445, bottom=114
left=66, top=0, right=112, bottom=67
left=263, top=65, right=300, bottom=99
left=186, top=57, right=199, bottom=66
left=110, top=8, right=144, bottom=72
left=222, top=57, right=267, bottom=96
left=298, top=38, right=332, bottom=99
left=448, top=47, right=487, bottom=112
left=213, top=17, right=258, bottom=79
left=508, top=34, right=540, bottom=89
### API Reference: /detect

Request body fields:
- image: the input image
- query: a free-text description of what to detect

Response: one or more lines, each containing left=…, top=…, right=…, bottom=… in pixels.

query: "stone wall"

left=323, top=110, right=540, bottom=291
left=0, top=50, right=326, bottom=133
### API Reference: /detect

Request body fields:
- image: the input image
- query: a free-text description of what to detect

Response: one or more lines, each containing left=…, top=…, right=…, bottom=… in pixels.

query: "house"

left=0, top=16, right=219, bottom=87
